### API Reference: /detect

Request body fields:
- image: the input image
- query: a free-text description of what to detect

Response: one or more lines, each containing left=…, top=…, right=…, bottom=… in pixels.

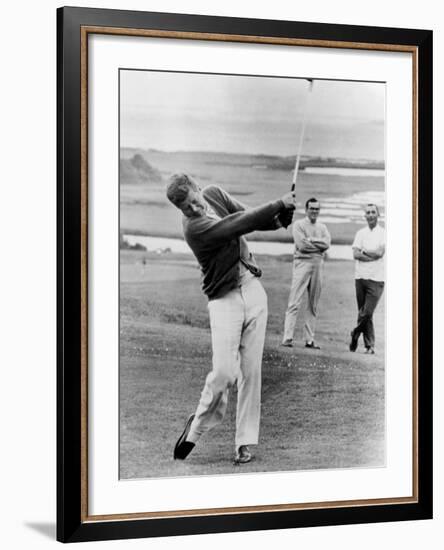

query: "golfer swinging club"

left=166, top=175, right=295, bottom=464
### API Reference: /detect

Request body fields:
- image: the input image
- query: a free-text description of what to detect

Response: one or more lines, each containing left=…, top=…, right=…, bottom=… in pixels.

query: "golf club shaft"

left=291, top=79, right=314, bottom=192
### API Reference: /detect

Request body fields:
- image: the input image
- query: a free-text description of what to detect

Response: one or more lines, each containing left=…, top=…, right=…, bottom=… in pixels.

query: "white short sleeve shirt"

left=352, top=224, right=385, bottom=282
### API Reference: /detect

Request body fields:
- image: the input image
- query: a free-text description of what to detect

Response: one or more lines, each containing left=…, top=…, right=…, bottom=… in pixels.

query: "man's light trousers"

left=283, top=256, right=323, bottom=343
left=188, top=277, right=267, bottom=448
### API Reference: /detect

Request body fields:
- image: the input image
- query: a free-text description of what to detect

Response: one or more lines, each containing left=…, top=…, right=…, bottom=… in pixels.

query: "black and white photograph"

left=0, top=0, right=439, bottom=545
left=119, top=69, right=386, bottom=479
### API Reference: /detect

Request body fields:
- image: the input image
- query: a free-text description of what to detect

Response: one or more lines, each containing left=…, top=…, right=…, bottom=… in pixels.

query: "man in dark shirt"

left=166, top=173, right=295, bottom=464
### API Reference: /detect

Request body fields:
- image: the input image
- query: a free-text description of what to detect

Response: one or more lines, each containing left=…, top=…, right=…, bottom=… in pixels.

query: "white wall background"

left=0, top=1, right=440, bottom=548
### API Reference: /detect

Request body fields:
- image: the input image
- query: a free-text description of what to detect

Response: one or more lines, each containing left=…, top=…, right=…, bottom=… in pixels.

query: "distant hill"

left=120, top=148, right=384, bottom=171
left=120, top=153, right=163, bottom=184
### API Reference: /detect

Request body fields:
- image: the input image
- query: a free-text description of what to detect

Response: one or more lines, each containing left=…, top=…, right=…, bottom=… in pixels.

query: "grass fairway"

left=120, top=250, right=385, bottom=479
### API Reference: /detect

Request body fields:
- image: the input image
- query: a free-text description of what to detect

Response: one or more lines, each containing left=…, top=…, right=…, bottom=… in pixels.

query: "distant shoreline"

left=122, top=234, right=354, bottom=260
left=121, top=227, right=354, bottom=246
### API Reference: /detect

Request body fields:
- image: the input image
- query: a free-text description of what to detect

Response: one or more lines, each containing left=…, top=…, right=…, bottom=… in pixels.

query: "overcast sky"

left=120, top=70, right=385, bottom=160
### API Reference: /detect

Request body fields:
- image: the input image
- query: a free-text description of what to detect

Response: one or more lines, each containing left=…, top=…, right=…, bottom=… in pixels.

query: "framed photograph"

left=57, top=6, right=433, bottom=543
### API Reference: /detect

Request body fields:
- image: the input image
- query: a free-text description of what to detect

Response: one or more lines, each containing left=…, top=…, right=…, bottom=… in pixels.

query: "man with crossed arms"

left=282, top=197, right=331, bottom=349
left=166, top=174, right=295, bottom=464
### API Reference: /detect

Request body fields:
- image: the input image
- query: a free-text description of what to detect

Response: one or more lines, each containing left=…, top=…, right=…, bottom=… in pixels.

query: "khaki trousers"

left=188, top=277, right=268, bottom=448
left=283, top=257, right=323, bottom=343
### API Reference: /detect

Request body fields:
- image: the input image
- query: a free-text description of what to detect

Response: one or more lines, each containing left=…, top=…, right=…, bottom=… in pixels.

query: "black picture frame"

left=57, top=6, right=433, bottom=543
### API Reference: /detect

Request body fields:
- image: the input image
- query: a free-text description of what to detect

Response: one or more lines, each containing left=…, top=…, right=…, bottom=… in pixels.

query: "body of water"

left=123, top=186, right=384, bottom=261
left=303, top=166, right=385, bottom=177
left=124, top=234, right=353, bottom=260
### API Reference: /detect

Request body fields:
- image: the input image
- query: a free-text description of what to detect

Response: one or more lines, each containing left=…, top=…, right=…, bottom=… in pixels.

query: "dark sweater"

left=183, top=185, right=285, bottom=300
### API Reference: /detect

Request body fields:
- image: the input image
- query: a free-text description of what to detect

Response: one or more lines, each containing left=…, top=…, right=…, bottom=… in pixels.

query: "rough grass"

left=119, top=250, right=385, bottom=479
